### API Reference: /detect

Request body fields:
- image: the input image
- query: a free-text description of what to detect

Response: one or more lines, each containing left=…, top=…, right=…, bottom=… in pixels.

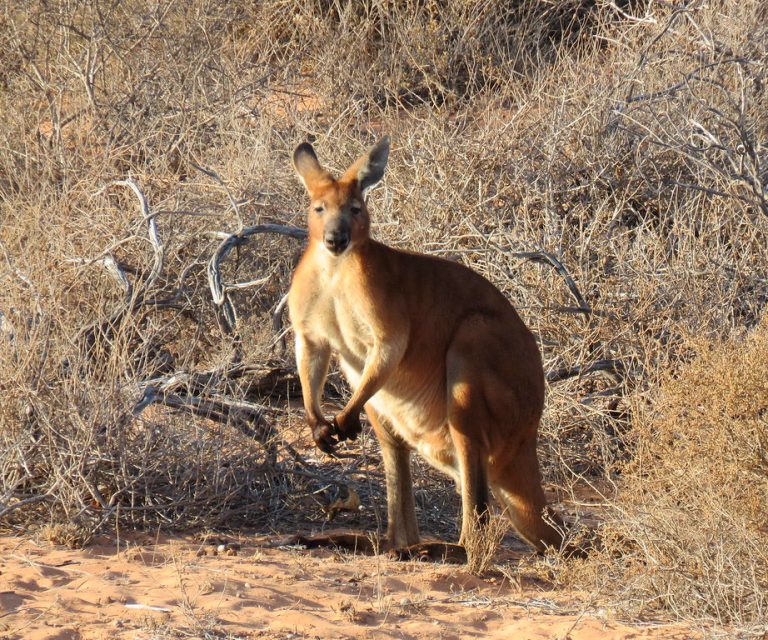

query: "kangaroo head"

left=293, top=137, right=390, bottom=256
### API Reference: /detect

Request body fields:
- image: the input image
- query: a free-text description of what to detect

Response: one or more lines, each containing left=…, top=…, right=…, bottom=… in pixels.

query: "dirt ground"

left=0, top=532, right=695, bottom=640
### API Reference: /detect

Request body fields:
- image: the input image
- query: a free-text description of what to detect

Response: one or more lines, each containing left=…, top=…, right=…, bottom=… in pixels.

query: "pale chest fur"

left=298, top=270, right=372, bottom=368
left=291, top=251, right=452, bottom=459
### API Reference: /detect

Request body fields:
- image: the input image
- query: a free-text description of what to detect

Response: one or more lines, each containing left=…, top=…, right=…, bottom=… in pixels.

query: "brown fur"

left=288, top=137, right=563, bottom=554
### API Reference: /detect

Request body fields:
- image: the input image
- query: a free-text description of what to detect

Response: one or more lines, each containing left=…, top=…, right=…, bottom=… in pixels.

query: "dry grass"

left=564, top=319, right=768, bottom=633
left=464, top=510, right=510, bottom=576
left=1, top=0, right=767, bottom=634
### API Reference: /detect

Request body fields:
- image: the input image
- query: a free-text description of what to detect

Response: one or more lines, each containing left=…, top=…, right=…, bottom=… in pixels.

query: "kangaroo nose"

left=324, top=230, right=350, bottom=254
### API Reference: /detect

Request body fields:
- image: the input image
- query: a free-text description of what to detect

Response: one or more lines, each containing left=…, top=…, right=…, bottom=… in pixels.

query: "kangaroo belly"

left=339, top=358, right=457, bottom=479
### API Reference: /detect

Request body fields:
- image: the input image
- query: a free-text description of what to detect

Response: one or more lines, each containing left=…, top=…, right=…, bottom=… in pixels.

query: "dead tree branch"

left=74, top=179, right=166, bottom=349
left=546, top=359, right=625, bottom=384
left=190, top=161, right=244, bottom=231
left=134, top=386, right=271, bottom=441
left=272, top=292, right=291, bottom=354
left=468, top=222, right=592, bottom=321
left=511, top=250, right=591, bottom=320
left=206, top=223, right=306, bottom=334
left=69, top=177, right=310, bottom=451
left=133, top=363, right=300, bottom=452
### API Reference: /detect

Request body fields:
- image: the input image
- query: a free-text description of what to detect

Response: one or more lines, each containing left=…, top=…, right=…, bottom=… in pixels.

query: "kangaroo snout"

left=324, top=228, right=350, bottom=254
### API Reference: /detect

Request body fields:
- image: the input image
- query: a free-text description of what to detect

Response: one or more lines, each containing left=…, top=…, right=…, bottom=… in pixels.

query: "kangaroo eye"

left=350, top=206, right=361, bottom=216
left=314, top=205, right=324, bottom=214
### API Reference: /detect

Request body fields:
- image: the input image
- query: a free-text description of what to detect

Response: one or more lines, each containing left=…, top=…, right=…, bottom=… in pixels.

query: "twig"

left=272, top=292, right=290, bottom=354
left=134, top=386, right=266, bottom=425
left=0, top=493, right=53, bottom=519
left=132, top=363, right=300, bottom=447
left=511, top=251, right=591, bottom=320
left=467, top=222, right=592, bottom=321
left=104, top=178, right=164, bottom=290
left=0, top=479, right=60, bottom=519
left=190, top=161, right=244, bottom=231
left=76, top=179, right=167, bottom=349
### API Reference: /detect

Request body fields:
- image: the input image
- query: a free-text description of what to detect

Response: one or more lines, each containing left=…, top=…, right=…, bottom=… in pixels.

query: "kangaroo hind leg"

left=366, top=405, right=419, bottom=549
left=445, top=371, right=491, bottom=548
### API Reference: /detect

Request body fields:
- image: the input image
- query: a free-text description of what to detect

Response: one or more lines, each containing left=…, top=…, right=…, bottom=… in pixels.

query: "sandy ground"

left=0, top=532, right=695, bottom=640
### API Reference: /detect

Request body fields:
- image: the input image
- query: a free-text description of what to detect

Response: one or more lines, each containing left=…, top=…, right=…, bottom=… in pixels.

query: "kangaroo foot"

left=388, top=542, right=467, bottom=564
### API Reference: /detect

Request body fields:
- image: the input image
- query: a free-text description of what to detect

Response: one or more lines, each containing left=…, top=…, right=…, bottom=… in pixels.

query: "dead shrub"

left=0, top=1, right=767, bottom=634
left=464, top=510, right=510, bottom=576
left=574, top=320, right=768, bottom=629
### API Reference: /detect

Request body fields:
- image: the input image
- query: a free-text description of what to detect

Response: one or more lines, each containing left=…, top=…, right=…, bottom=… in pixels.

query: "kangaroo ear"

left=293, top=142, right=325, bottom=191
left=345, top=136, right=390, bottom=196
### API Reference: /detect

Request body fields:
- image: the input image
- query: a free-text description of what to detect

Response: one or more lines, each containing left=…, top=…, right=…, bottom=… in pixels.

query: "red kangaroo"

left=288, top=137, right=563, bottom=554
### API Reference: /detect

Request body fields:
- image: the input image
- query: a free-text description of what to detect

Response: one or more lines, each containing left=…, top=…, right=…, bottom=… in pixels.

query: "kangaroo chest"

left=306, top=280, right=372, bottom=368
left=296, top=255, right=449, bottom=442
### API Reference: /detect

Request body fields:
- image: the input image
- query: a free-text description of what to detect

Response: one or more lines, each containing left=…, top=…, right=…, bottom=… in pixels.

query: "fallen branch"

left=134, top=386, right=272, bottom=440
left=511, top=250, right=591, bottom=320
left=139, top=363, right=300, bottom=401
left=546, top=359, right=625, bottom=384
left=206, top=223, right=306, bottom=334
left=0, top=483, right=59, bottom=520
left=132, top=363, right=300, bottom=449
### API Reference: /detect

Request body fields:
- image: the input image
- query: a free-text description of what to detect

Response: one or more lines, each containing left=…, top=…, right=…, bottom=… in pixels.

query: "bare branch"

left=207, top=224, right=306, bottom=333
left=512, top=250, right=591, bottom=320
left=132, top=362, right=300, bottom=445
left=66, top=255, right=133, bottom=299
left=134, top=386, right=269, bottom=438
left=223, top=276, right=271, bottom=292
left=467, top=222, right=592, bottom=321
left=93, top=179, right=165, bottom=290
left=546, top=359, right=626, bottom=384
left=0, top=480, right=59, bottom=520
left=272, top=292, right=290, bottom=354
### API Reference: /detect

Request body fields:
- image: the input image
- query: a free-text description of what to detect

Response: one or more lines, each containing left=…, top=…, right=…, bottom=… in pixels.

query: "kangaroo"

left=288, top=137, right=564, bottom=555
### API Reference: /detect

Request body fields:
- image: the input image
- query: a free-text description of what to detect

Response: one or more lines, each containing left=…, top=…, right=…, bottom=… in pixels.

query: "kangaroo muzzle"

left=324, top=227, right=350, bottom=255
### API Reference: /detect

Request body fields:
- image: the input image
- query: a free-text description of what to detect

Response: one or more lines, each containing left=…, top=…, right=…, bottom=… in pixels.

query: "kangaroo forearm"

left=344, top=340, right=405, bottom=413
left=346, top=368, right=389, bottom=413
left=295, top=333, right=330, bottom=422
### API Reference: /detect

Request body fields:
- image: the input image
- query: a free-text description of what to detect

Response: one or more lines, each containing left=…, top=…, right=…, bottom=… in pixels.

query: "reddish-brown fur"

left=288, top=137, right=563, bottom=553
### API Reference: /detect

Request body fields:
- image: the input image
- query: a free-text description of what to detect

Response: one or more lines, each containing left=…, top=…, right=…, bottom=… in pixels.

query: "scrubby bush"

left=571, top=320, right=768, bottom=630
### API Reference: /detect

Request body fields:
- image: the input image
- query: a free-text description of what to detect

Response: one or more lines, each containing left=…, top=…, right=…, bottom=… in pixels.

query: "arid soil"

left=0, top=533, right=694, bottom=640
